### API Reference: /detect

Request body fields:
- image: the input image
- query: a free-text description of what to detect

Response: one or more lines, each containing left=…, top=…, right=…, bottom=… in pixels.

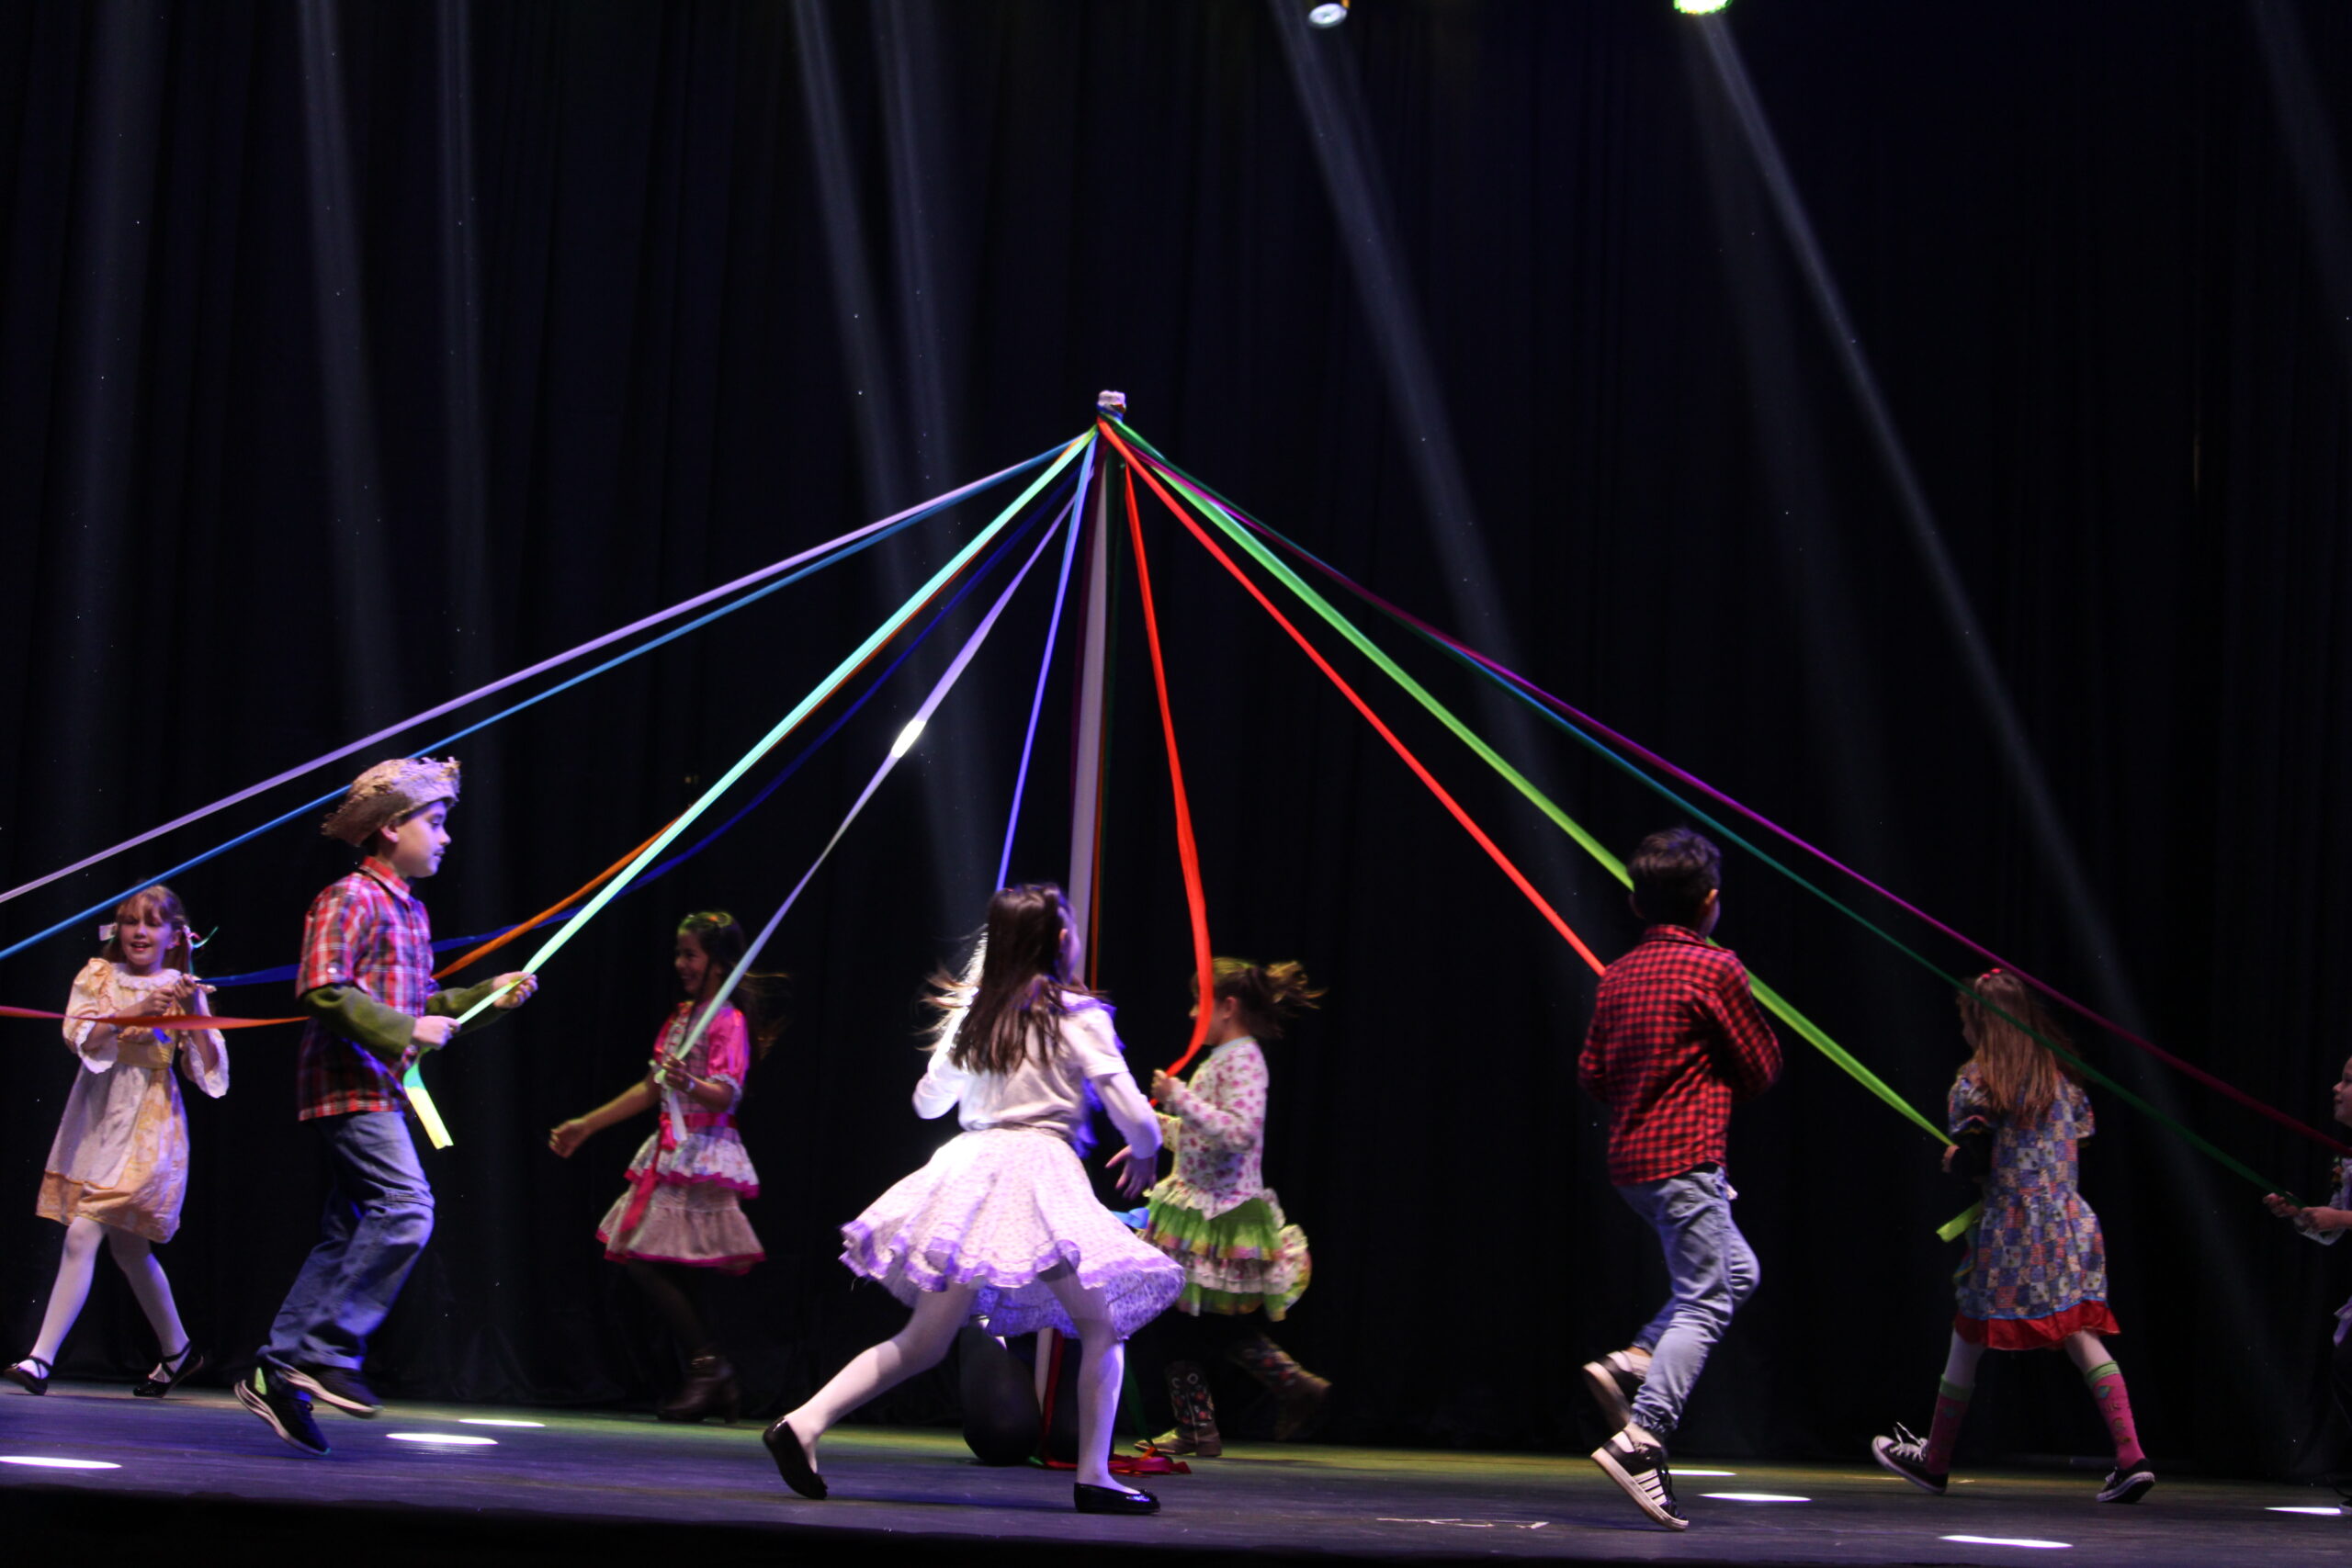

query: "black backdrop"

left=3, top=0, right=2349, bottom=1478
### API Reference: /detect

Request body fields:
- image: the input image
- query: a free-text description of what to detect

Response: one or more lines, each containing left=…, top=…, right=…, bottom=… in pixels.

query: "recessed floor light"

left=386, top=1432, right=498, bottom=1447
left=0, top=1456, right=121, bottom=1471
left=1941, top=1536, right=2070, bottom=1550
left=1678, top=1468, right=1736, bottom=1476
left=1702, top=1492, right=1807, bottom=1502
left=458, top=1418, right=544, bottom=1428
left=2267, top=1505, right=2343, bottom=1516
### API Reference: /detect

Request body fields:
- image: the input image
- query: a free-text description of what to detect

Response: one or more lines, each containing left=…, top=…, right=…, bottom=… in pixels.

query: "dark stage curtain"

left=2, top=0, right=2348, bottom=1479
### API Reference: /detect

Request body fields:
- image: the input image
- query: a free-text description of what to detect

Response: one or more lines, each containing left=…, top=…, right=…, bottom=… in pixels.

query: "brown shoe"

left=658, top=1353, right=740, bottom=1423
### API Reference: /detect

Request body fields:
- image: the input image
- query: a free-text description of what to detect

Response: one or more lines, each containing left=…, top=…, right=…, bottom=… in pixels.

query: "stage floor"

left=4, top=1381, right=2344, bottom=1565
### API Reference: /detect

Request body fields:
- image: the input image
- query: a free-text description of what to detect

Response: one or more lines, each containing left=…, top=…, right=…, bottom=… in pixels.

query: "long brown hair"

left=103, top=886, right=196, bottom=974
left=1956, top=969, right=2081, bottom=1122
left=1196, top=957, right=1326, bottom=1042
left=934, top=884, right=1091, bottom=1076
left=678, top=910, right=785, bottom=1059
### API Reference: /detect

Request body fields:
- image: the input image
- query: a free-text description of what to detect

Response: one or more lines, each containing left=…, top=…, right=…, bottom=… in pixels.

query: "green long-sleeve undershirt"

left=300, top=976, right=514, bottom=1066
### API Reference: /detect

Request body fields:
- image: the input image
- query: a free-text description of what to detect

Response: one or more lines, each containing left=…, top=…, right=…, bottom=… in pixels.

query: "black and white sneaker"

left=1580, top=1351, right=1646, bottom=1433
left=237, top=1366, right=331, bottom=1457
left=1871, top=1424, right=1950, bottom=1495
left=278, top=1361, right=381, bottom=1417
left=1590, top=1427, right=1688, bottom=1531
left=2095, top=1461, right=2155, bottom=1504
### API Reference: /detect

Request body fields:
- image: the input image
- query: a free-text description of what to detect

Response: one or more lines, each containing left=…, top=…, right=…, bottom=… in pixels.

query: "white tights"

left=781, top=1274, right=1141, bottom=1495
left=17, top=1217, right=188, bottom=1376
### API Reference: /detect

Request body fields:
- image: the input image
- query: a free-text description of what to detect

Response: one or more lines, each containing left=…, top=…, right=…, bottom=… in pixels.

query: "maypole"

left=1065, top=392, right=1124, bottom=983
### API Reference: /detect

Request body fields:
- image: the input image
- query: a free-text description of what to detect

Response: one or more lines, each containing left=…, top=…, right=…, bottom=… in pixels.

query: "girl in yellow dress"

left=6, top=886, right=227, bottom=1396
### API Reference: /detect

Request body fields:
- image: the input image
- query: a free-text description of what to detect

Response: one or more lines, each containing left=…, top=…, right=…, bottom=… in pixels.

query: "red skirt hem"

left=1953, top=1301, right=2120, bottom=1349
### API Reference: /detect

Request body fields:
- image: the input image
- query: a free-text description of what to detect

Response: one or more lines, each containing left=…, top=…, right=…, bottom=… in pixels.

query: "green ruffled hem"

left=1143, top=1195, right=1288, bottom=1260
left=1143, top=1195, right=1310, bottom=1319
left=1171, top=1266, right=1312, bottom=1321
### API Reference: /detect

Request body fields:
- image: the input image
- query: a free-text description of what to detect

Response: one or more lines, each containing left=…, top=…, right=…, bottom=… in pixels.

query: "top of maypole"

left=1095, top=389, right=1126, bottom=421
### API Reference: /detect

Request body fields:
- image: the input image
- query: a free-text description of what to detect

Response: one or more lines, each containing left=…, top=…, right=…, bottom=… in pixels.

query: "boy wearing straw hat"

left=237, top=757, right=537, bottom=1457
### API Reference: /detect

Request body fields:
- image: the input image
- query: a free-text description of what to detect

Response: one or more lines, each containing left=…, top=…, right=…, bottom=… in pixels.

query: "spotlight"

left=1673, top=0, right=1731, bottom=14
left=1308, top=2, right=1351, bottom=27
left=890, top=719, right=927, bottom=759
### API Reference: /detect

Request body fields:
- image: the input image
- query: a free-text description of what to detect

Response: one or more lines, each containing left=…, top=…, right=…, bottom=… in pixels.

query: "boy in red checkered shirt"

left=236, top=757, right=537, bottom=1457
left=1577, top=829, right=1781, bottom=1530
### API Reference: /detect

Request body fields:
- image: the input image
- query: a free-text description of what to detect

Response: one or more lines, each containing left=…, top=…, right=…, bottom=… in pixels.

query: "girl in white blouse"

left=6, top=886, right=226, bottom=1397
left=763, top=884, right=1181, bottom=1515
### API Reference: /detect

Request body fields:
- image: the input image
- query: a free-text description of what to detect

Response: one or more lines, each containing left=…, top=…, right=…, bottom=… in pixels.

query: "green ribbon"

left=1120, top=428, right=2299, bottom=1204
left=1119, top=429, right=1946, bottom=1151
left=407, top=433, right=1094, bottom=1146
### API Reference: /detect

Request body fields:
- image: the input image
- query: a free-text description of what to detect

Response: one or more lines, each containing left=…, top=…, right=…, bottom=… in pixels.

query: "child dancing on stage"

left=6, top=886, right=226, bottom=1397
left=1579, top=829, right=1781, bottom=1531
left=1871, top=970, right=2154, bottom=1504
left=1127, top=957, right=1329, bottom=1456
left=550, top=910, right=771, bottom=1422
left=237, top=758, right=537, bottom=1457
left=2260, top=1052, right=2352, bottom=1460
left=763, top=884, right=1182, bottom=1515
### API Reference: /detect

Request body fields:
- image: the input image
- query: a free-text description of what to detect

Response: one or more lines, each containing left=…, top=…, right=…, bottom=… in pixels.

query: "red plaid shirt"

left=1578, top=924, right=1781, bottom=1184
left=293, top=857, right=435, bottom=1121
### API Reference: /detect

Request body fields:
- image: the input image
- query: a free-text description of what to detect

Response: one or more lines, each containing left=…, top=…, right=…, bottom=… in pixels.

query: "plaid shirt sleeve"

left=1700, top=961, right=1781, bottom=1102
left=297, top=876, right=373, bottom=994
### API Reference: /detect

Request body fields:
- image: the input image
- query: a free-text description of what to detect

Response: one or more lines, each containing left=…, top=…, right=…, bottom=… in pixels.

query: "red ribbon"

left=1, top=1005, right=297, bottom=1030
left=1097, top=422, right=1605, bottom=976
left=1123, top=464, right=1219, bottom=1082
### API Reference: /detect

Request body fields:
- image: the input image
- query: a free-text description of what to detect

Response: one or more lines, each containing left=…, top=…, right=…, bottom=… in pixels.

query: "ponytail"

left=1198, top=956, right=1326, bottom=1041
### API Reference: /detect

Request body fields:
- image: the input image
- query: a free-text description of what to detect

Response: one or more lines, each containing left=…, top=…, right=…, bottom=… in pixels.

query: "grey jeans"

left=1616, top=1166, right=1758, bottom=1442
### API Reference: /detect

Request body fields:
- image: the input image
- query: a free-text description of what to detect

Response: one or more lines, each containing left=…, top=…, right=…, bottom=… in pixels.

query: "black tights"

left=624, top=1260, right=713, bottom=1357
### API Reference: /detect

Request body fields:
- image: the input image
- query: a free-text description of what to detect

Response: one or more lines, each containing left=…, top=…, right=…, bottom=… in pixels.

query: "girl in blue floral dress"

left=1871, top=970, right=2154, bottom=1504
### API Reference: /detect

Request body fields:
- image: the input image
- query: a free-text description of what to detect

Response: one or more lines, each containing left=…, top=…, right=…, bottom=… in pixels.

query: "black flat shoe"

left=763, top=1416, right=827, bottom=1499
left=1074, top=1482, right=1160, bottom=1516
left=132, top=1344, right=206, bottom=1399
left=3, top=1356, right=51, bottom=1394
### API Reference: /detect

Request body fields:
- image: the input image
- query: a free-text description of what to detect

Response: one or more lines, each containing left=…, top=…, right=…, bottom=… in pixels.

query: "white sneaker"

left=1590, top=1427, right=1687, bottom=1531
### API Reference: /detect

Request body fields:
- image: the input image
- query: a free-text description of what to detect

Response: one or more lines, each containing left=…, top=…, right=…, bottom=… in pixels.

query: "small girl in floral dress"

left=1871, top=970, right=2153, bottom=1504
left=549, top=911, right=769, bottom=1422
left=1124, top=957, right=1329, bottom=1456
left=5, top=886, right=227, bottom=1397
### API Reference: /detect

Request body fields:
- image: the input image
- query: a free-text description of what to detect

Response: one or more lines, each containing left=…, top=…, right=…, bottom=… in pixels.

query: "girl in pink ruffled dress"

left=762, top=884, right=1182, bottom=1516
left=549, top=911, right=770, bottom=1422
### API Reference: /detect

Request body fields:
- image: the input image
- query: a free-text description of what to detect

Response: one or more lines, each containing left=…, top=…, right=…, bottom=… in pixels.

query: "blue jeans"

left=1617, top=1167, right=1758, bottom=1442
left=262, top=1111, right=435, bottom=1372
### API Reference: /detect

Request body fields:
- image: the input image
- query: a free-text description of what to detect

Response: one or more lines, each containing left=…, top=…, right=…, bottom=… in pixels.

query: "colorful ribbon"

left=448, top=433, right=1095, bottom=1032
left=1120, top=461, right=1218, bottom=1080
left=1, top=1005, right=296, bottom=1030
left=670, top=490, right=1073, bottom=1066
left=999, top=444, right=1095, bottom=888
left=1119, top=427, right=2309, bottom=1193
left=0, top=453, right=1070, bottom=972
left=1095, top=423, right=1607, bottom=976
left=0, top=446, right=1061, bottom=917
left=1107, top=423, right=1944, bottom=1148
